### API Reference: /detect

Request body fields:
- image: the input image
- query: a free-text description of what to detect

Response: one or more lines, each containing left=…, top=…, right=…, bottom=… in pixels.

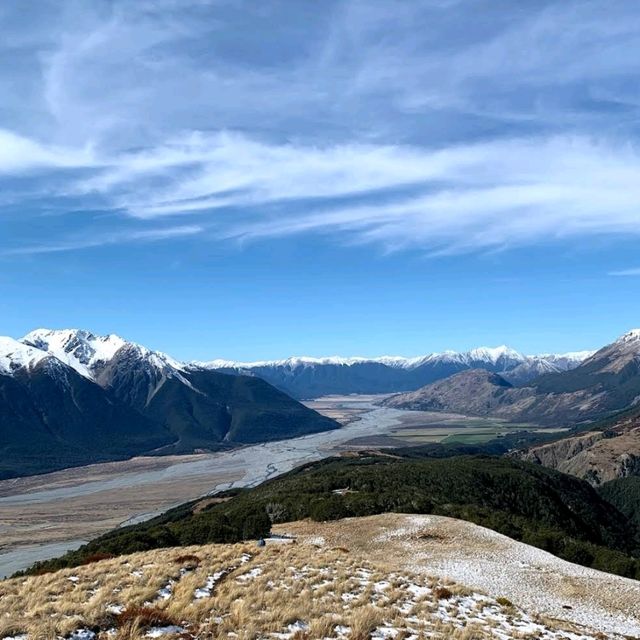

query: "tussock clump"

left=495, top=596, right=514, bottom=608
left=172, top=554, right=200, bottom=566
left=116, top=605, right=177, bottom=627
left=434, top=586, right=453, bottom=600
left=348, top=605, right=383, bottom=639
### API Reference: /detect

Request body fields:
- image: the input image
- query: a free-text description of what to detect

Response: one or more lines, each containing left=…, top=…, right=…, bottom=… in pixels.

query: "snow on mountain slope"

left=22, top=329, right=126, bottom=378
left=192, top=346, right=593, bottom=399
left=22, top=328, right=184, bottom=380
left=195, top=346, right=591, bottom=373
left=0, top=336, right=50, bottom=375
left=615, top=328, right=640, bottom=344
left=559, top=328, right=640, bottom=375
left=542, top=351, right=597, bottom=366
left=14, top=327, right=595, bottom=399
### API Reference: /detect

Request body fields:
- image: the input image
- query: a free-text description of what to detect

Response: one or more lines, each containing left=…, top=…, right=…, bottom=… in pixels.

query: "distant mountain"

left=534, top=329, right=640, bottom=404
left=194, top=347, right=591, bottom=398
left=382, top=330, right=640, bottom=426
left=381, top=369, right=535, bottom=416
left=0, top=330, right=337, bottom=479
left=0, top=336, right=171, bottom=479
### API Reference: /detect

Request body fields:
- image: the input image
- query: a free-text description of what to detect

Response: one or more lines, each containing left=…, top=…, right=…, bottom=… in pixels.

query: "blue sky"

left=2, top=0, right=640, bottom=360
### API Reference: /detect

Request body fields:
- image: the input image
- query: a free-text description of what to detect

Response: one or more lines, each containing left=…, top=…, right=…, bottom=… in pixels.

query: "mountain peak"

left=21, top=328, right=186, bottom=379
left=615, top=329, right=640, bottom=344
left=467, top=345, right=524, bottom=363
left=22, top=328, right=129, bottom=378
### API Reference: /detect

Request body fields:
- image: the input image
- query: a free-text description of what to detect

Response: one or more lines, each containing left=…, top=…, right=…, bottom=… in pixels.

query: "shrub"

left=434, top=586, right=453, bottom=600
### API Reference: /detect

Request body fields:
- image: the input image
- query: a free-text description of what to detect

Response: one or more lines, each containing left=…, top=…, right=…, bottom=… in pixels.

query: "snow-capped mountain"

left=383, top=329, right=640, bottom=425
left=195, top=346, right=593, bottom=398
left=578, top=329, right=640, bottom=374
left=0, top=329, right=337, bottom=480
left=200, top=346, right=527, bottom=372
left=22, top=328, right=183, bottom=380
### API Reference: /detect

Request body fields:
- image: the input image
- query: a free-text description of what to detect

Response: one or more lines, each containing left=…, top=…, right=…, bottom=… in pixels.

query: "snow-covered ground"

left=276, top=514, right=640, bottom=638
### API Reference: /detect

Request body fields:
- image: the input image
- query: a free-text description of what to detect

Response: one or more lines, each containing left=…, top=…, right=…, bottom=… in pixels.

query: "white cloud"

left=609, top=268, right=640, bottom=277
left=0, top=129, right=94, bottom=172
left=67, top=132, right=640, bottom=254
left=3, top=128, right=640, bottom=255
left=4, top=225, right=202, bottom=255
left=1, top=1, right=640, bottom=257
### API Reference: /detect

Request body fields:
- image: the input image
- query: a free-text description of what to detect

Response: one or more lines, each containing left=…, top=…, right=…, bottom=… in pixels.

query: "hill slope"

left=4, top=514, right=633, bottom=639
left=0, top=514, right=640, bottom=640
left=381, top=369, right=536, bottom=416
left=26, top=454, right=640, bottom=580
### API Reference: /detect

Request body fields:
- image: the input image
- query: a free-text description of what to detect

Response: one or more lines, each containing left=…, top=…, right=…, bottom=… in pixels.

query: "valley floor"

left=1, top=514, right=631, bottom=640
left=0, top=397, right=399, bottom=576
left=0, top=397, right=565, bottom=578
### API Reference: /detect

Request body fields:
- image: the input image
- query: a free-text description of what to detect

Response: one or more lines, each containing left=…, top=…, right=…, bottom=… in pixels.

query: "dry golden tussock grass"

left=0, top=520, right=608, bottom=640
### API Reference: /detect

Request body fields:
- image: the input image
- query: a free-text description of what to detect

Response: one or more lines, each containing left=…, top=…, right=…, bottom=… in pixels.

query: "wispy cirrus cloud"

left=609, top=268, right=640, bottom=277
left=1, top=0, right=640, bottom=256
left=52, top=132, right=640, bottom=254
left=3, top=224, right=203, bottom=256
left=0, top=129, right=95, bottom=172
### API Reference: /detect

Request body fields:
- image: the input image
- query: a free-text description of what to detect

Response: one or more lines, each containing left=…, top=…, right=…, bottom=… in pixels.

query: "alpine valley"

left=0, top=328, right=594, bottom=479
left=6, top=328, right=640, bottom=638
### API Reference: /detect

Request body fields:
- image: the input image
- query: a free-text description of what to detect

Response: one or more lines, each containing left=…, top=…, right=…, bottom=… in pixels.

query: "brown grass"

left=116, top=605, right=178, bottom=626
left=0, top=516, right=609, bottom=640
left=172, top=554, right=201, bottom=566
left=495, top=596, right=514, bottom=608
left=434, top=586, right=453, bottom=600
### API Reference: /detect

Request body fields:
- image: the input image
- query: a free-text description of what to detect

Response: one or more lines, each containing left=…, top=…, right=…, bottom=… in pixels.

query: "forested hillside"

left=23, top=453, right=640, bottom=580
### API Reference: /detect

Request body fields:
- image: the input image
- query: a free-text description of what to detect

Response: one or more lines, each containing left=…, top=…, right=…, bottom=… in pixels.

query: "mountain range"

left=383, top=329, right=640, bottom=426
left=196, top=347, right=592, bottom=398
left=0, top=330, right=337, bottom=479
left=0, top=327, right=619, bottom=481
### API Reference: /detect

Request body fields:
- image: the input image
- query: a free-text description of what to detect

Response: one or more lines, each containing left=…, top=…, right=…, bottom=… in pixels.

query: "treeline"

left=18, top=454, right=640, bottom=580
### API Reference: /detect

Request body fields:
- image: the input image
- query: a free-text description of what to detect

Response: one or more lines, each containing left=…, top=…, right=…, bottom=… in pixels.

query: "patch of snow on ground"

left=236, top=566, right=263, bottom=582
left=157, top=582, right=173, bottom=599
left=106, top=603, right=125, bottom=614
left=374, top=515, right=433, bottom=543
left=68, top=630, right=96, bottom=640
left=194, top=570, right=226, bottom=598
left=145, top=627, right=185, bottom=638
left=271, top=620, right=309, bottom=639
